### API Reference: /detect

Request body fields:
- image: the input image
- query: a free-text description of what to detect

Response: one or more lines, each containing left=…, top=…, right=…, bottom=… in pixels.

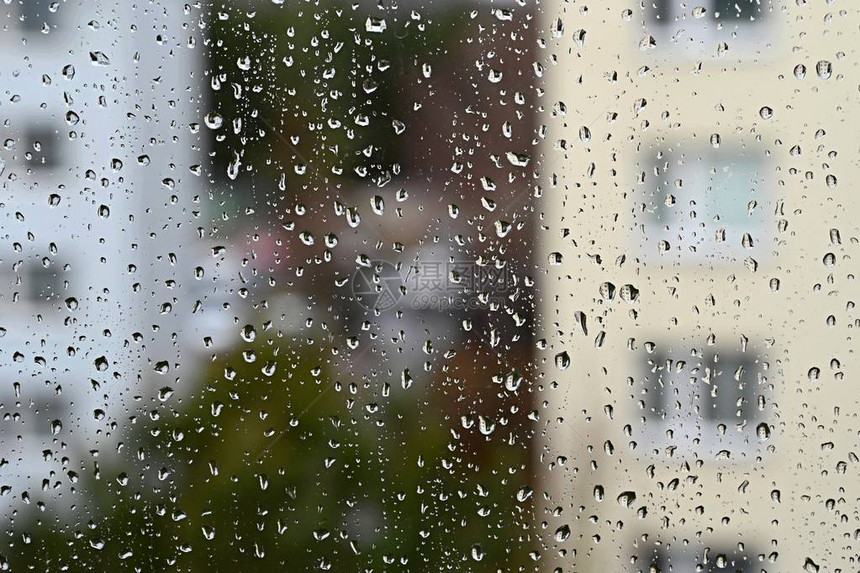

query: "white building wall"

left=0, top=1, right=203, bottom=515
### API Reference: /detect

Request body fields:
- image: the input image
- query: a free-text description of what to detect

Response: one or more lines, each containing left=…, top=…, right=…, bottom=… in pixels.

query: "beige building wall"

left=539, top=1, right=860, bottom=571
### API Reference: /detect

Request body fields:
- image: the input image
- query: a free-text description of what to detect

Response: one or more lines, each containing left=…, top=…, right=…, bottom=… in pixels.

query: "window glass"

left=0, top=1, right=855, bottom=571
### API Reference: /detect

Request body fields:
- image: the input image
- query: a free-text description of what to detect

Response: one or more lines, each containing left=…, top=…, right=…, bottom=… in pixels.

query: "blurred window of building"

left=642, top=345, right=764, bottom=451
left=25, top=260, right=62, bottom=304
left=23, top=127, right=62, bottom=170
left=639, top=146, right=768, bottom=261
left=643, top=543, right=755, bottom=572
left=651, top=0, right=769, bottom=25
left=13, top=0, right=60, bottom=33
left=647, top=0, right=772, bottom=59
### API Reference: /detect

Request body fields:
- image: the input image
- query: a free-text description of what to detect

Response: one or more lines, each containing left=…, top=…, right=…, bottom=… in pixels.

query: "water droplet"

left=574, top=311, right=588, bottom=336
left=599, top=282, right=616, bottom=300
left=506, top=151, right=530, bottom=167
left=346, top=207, right=361, bottom=228
left=365, top=17, right=387, bottom=33
left=204, top=113, right=224, bottom=129
left=616, top=491, right=636, bottom=507
left=555, top=351, right=571, bottom=371
left=516, top=485, right=533, bottom=502
left=619, top=284, right=639, bottom=303
left=89, top=51, right=110, bottom=66
left=794, top=63, right=806, bottom=79
left=401, top=369, right=413, bottom=390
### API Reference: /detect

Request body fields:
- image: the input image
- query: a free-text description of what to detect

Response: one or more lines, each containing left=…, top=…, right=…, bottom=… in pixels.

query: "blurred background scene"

left=0, top=0, right=858, bottom=571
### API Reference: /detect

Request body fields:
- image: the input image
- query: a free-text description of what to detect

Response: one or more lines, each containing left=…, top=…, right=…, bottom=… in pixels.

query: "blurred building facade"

left=0, top=1, right=202, bottom=515
left=540, top=1, right=860, bottom=571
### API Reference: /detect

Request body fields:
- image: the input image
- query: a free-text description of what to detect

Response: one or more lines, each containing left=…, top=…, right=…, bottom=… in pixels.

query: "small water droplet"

left=555, top=351, right=571, bottom=371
